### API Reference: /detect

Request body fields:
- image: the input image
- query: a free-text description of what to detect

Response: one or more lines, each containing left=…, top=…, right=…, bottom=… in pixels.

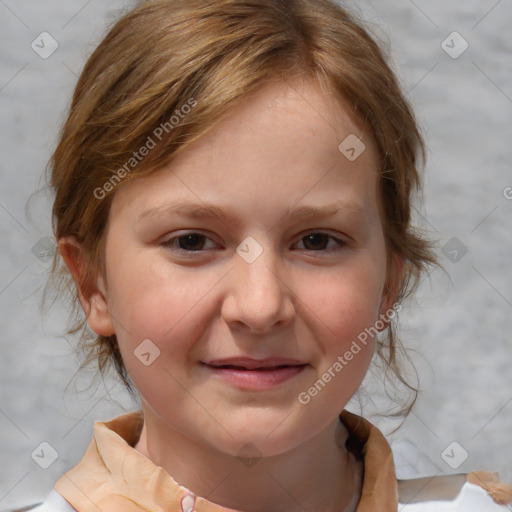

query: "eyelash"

left=160, top=231, right=347, bottom=255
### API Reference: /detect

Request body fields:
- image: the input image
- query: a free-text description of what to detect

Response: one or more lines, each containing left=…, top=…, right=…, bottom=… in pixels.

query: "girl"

left=23, top=0, right=511, bottom=510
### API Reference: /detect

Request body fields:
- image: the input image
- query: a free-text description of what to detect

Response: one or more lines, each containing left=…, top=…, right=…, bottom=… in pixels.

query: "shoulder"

left=398, top=472, right=512, bottom=511
left=2, top=490, right=77, bottom=512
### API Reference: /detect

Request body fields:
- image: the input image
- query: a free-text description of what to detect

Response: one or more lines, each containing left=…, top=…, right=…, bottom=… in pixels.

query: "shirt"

left=24, top=410, right=510, bottom=512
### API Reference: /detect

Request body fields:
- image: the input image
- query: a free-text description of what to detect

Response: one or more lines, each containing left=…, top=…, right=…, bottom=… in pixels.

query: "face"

left=79, top=78, right=399, bottom=457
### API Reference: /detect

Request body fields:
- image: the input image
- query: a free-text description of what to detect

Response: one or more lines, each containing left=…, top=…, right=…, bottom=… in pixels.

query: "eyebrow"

left=136, top=200, right=364, bottom=225
left=287, top=202, right=364, bottom=220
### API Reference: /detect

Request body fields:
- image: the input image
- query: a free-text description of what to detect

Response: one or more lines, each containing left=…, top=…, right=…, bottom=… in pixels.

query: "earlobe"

left=58, top=236, right=115, bottom=336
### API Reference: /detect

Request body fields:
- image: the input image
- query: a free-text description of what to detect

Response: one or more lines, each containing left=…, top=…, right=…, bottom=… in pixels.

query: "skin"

left=60, top=77, right=402, bottom=512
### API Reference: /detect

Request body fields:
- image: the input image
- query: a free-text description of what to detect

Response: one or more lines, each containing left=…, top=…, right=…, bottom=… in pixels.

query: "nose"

left=221, top=247, right=295, bottom=334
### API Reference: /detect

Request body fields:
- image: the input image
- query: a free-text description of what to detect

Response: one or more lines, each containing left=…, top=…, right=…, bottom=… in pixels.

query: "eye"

left=294, top=232, right=346, bottom=251
left=161, top=232, right=217, bottom=252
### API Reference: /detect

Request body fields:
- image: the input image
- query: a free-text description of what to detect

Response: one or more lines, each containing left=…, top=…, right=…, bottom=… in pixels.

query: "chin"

left=207, top=408, right=312, bottom=458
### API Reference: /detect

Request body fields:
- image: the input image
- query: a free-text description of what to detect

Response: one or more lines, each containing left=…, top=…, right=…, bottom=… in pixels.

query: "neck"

left=134, top=408, right=362, bottom=512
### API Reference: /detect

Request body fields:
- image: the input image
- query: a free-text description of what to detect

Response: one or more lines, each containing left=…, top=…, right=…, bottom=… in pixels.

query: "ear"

left=58, top=236, right=115, bottom=336
left=379, top=253, right=405, bottom=317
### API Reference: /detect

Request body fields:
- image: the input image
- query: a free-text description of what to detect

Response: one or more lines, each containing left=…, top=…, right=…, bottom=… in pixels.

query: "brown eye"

left=161, top=231, right=219, bottom=256
left=295, top=232, right=346, bottom=252
left=302, top=233, right=330, bottom=250
left=177, top=233, right=206, bottom=251
left=302, top=233, right=330, bottom=251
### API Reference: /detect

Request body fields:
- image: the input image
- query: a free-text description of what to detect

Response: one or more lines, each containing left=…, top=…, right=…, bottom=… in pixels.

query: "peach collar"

left=55, top=410, right=398, bottom=512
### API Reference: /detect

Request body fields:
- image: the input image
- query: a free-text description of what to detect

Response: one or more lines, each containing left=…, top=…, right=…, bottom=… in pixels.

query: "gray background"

left=1, top=0, right=511, bottom=509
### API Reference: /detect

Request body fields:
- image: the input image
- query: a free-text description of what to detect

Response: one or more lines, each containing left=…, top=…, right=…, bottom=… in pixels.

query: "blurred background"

left=1, top=0, right=511, bottom=508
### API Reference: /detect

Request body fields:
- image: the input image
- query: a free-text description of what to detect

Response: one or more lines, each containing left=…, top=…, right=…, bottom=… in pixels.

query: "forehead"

left=182, top=77, right=377, bottom=171
left=110, top=77, right=381, bottom=224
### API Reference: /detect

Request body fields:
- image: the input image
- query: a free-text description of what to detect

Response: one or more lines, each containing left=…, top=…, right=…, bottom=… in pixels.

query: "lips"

left=202, top=357, right=308, bottom=390
left=203, top=357, right=307, bottom=370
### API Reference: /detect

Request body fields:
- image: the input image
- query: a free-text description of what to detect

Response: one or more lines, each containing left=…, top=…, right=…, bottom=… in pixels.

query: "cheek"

left=298, top=261, right=384, bottom=339
left=295, top=258, right=383, bottom=378
left=106, top=255, right=220, bottom=355
left=107, top=258, right=215, bottom=411
left=294, top=270, right=381, bottom=413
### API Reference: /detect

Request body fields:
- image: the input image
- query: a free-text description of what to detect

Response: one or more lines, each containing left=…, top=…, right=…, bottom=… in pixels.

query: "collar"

left=54, top=410, right=398, bottom=512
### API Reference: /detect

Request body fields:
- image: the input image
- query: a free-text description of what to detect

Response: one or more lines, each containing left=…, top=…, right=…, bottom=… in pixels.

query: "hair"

left=45, top=0, right=439, bottom=411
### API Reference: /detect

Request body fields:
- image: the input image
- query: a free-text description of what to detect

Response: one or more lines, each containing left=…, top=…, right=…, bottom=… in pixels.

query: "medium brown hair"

left=46, top=0, right=439, bottom=409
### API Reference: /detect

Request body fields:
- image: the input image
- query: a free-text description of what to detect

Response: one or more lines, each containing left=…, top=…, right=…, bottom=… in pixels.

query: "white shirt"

left=18, top=489, right=76, bottom=512
left=399, top=482, right=510, bottom=511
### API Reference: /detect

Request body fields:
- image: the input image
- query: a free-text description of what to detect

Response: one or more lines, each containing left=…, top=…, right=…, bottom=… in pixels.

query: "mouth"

left=201, top=358, right=308, bottom=390
left=203, top=357, right=308, bottom=370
